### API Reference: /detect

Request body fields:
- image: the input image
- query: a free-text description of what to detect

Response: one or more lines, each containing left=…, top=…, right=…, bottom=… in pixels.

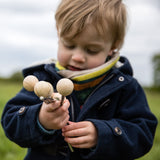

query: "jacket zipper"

left=70, top=96, right=75, bottom=122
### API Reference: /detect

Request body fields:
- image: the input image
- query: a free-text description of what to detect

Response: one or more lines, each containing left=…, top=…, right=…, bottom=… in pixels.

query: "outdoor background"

left=0, top=0, right=160, bottom=159
left=0, top=0, right=160, bottom=85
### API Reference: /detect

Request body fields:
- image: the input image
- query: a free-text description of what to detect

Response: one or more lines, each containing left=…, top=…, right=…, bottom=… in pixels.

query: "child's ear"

left=112, top=40, right=121, bottom=52
left=109, top=40, right=120, bottom=56
left=108, top=47, right=119, bottom=56
left=108, top=50, right=114, bottom=56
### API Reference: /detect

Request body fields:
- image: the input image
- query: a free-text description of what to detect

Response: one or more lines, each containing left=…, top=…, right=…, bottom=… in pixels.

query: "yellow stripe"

left=72, top=57, right=119, bottom=81
left=55, top=61, right=66, bottom=70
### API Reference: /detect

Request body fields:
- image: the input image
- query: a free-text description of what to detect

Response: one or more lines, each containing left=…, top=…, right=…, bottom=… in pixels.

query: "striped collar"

left=56, top=52, right=120, bottom=82
left=56, top=52, right=120, bottom=91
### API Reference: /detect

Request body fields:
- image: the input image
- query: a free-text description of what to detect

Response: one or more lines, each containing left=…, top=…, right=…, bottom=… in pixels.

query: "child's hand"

left=62, top=121, right=98, bottom=149
left=38, top=99, right=70, bottom=130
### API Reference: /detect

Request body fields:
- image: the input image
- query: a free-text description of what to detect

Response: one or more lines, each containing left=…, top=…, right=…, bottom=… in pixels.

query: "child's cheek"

left=87, top=57, right=106, bottom=69
left=57, top=51, right=68, bottom=67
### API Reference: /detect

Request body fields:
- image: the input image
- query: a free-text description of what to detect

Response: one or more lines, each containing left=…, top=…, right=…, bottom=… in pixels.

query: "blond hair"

left=55, top=0, right=127, bottom=50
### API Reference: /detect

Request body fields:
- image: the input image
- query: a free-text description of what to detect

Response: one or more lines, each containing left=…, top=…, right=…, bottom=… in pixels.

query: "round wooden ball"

left=34, top=81, right=54, bottom=98
left=56, top=78, right=74, bottom=96
left=23, top=75, right=39, bottom=91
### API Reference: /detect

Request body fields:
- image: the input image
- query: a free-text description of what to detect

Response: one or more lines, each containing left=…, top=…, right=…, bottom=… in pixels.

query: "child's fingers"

left=61, top=99, right=70, bottom=111
left=59, top=114, right=70, bottom=128
left=62, top=121, right=98, bottom=148
left=62, top=121, right=86, bottom=132
left=64, top=131, right=97, bottom=149
left=54, top=99, right=70, bottom=117
left=64, top=135, right=90, bottom=148
left=62, top=127, right=86, bottom=137
left=44, top=100, right=61, bottom=112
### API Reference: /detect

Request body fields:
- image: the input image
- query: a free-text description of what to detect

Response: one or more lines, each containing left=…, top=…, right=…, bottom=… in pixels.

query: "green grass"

left=0, top=81, right=159, bottom=159
left=0, top=81, right=27, bottom=160
left=137, top=90, right=160, bottom=160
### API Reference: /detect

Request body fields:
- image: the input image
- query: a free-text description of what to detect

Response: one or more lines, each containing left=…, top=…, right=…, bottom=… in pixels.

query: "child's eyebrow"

left=87, top=43, right=102, bottom=46
left=61, top=38, right=74, bottom=44
left=61, top=37, right=104, bottom=48
left=86, top=42, right=104, bottom=48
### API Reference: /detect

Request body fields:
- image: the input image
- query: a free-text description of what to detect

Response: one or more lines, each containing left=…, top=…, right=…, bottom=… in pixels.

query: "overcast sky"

left=0, top=0, right=160, bottom=86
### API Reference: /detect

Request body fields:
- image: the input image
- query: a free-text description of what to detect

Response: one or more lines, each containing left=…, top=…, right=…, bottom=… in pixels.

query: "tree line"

left=152, top=53, right=160, bottom=90
left=0, top=71, right=23, bottom=83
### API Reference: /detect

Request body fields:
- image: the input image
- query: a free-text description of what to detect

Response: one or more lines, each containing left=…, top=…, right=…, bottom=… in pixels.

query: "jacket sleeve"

left=1, top=87, right=60, bottom=148
left=80, top=79, right=157, bottom=160
left=1, top=66, right=60, bottom=148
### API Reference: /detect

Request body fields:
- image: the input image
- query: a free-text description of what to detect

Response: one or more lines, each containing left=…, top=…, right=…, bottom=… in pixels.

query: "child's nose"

left=72, top=48, right=85, bottom=63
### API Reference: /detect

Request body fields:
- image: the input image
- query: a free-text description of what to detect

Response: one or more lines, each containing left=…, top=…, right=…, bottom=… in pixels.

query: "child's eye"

left=64, top=44, right=75, bottom=50
left=86, top=48, right=99, bottom=55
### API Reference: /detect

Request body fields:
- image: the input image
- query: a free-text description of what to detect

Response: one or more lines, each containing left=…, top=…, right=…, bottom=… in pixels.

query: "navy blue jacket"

left=1, top=57, right=157, bottom=160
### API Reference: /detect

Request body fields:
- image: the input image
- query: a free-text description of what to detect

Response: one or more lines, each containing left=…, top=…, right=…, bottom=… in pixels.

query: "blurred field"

left=0, top=81, right=26, bottom=160
left=0, top=81, right=159, bottom=160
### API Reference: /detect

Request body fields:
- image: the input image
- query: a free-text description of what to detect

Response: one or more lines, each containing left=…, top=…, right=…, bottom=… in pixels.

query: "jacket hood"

left=116, top=56, right=133, bottom=77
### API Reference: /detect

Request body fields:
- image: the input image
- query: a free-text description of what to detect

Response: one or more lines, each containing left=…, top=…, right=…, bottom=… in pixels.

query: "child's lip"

left=68, top=65, right=83, bottom=71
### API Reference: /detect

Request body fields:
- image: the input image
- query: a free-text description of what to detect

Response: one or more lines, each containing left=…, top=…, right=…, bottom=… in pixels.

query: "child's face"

left=57, top=25, right=113, bottom=71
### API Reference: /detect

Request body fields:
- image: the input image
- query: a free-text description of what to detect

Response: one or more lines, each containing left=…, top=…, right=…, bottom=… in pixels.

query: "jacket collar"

left=76, top=59, right=133, bottom=121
